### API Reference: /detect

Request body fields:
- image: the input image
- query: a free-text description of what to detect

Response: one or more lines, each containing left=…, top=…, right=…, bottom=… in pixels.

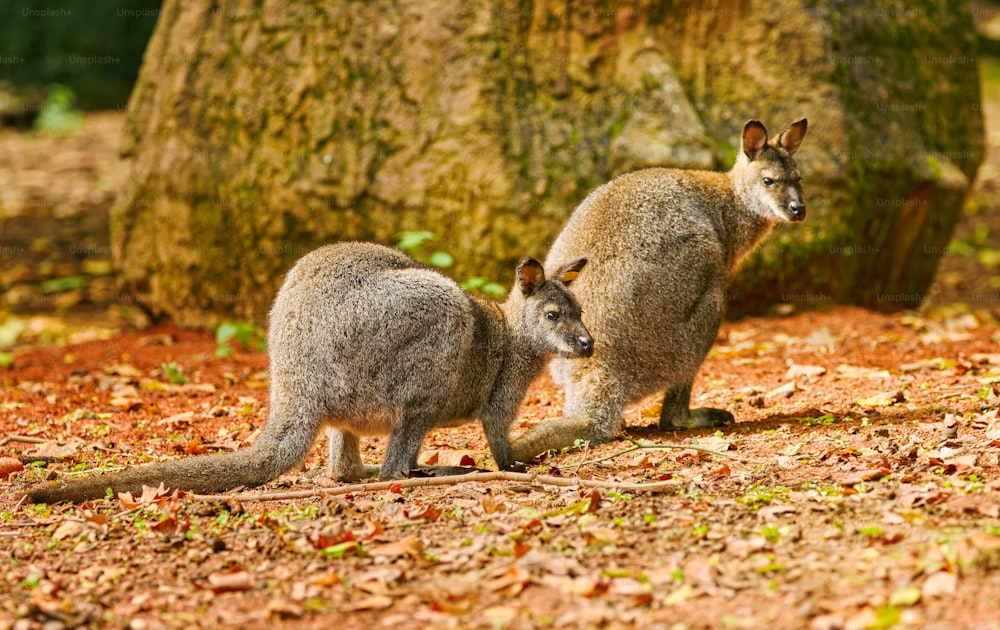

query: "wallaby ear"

left=516, top=258, right=545, bottom=296
left=741, top=120, right=768, bottom=161
left=554, top=257, right=587, bottom=286
left=777, top=117, right=808, bottom=156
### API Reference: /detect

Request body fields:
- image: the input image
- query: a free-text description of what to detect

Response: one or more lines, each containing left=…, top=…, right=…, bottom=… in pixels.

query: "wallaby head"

left=510, top=257, right=593, bottom=359
left=733, top=117, right=808, bottom=223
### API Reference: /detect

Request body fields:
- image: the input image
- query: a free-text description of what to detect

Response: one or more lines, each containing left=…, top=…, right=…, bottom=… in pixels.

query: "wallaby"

left=510, top=118, right=808, bottom=462
left=28, top=241, right=593, bottom=503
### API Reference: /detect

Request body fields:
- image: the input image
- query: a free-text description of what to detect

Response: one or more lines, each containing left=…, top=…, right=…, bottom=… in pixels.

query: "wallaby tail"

left=26, top=432, right=303, bottom=504
left=510, top=415, right=605, bottom=463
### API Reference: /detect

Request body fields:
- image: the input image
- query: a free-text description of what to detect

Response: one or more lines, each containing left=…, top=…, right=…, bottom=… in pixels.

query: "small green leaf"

left=872, top=606, right=901, bottom=629
left=663, top=583, right=695, bottom=606
left=321, top=540, right=363, bottom=558
left=889, top=585, right=921, bottom=607
left=428, top=251, right=454, bottom=268
left=40, top=276, right=88, bottom=294
left=543, top=499, right=592, bottom=517
left=482, top=282, right=507, bottom=298
left=0, top=352, right=13, bottom=368
left=396, top=231, right=437, bottom=254
left=161, top=362, right=189, bottom=385
left=0, top=318, right=26, bottom=349
left=216, top=322, right=239, bottom=345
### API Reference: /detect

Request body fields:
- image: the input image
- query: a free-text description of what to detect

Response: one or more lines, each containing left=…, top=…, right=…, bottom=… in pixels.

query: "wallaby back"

left=28, top=242, right=593, bottom=503
left=511, top=118, right=809, bottom=462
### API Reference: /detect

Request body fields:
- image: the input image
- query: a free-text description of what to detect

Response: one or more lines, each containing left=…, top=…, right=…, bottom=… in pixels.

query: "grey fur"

left=28, top=242, right=592, bottom=503
left=510, top=118, right=808, bottom=462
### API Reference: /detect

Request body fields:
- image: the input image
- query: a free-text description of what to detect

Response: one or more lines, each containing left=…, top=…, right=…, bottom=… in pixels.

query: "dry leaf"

left=488, top=565, right=531, bottom=595
left=855, top=391, right=904, bottom=407
left=784, top=364, right=827, bottom=379
left=207, top=570, right=256, bottom=594
left=368, top=535, right=424, bottom=560
left=157, top=411, right=194, bottom=426
left=921, top=571, right=956, bottom=598
left=0, top=456, right=24, bottom=479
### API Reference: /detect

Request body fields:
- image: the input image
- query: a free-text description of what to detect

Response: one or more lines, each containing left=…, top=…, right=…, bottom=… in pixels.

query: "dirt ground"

left=4, top=50, right=1000, bottom=630
left=1, top=305, right=999, bottom=629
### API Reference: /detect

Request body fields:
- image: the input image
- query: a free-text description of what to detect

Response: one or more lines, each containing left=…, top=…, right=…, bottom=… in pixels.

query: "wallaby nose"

left=788, top=201, right=806, bottom=222
left=577, top=335, right=594, bottom=357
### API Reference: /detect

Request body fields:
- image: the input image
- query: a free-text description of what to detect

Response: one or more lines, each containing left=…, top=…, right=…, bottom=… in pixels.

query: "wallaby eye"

left=762, top=177, right=776, bottom=186
left=546, top=311, right=561, bottom=322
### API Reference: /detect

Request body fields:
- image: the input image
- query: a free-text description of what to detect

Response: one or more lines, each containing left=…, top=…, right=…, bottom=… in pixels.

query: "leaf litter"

left=1, top=308, right=1000, bottom=628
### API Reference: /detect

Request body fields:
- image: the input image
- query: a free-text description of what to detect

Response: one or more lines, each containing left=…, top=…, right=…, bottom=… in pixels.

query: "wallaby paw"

left=660, top=407, right=734, bottom=430
left=325, top=463, right=380, bottom=483
left=403, top=465, right=490, bottom=478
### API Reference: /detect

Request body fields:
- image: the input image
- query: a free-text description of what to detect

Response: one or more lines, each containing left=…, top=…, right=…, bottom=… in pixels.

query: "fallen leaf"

left=889, top=585, right=921, bottom=606
left=266, top=599, right=304, bottom=619
left=184, top=435, right=207, bottom=455
left=855, top=391, right=904, bottom=407
left=418, top=450, right=478, bottom=467
left=368, top=535, right=424, bottom=560
left=835, top=364, right=891, bottom=380
left=343, top=595, right=394, bottom=612
left=837, top=467, right=890, bottom=486
left=157, top=411, right=194, bottom=426
left=663, top=583, right=696, bottom=606
left=207, top=570, right=256, bottom=593
left=105, top=364, right=142, bottom=377
left=784, top=364, right=827, bottom=380
left=766, top=381, right=797, bottom=399
left=757, top=504, right=798, bottom=521
left=488, top=564, right=531, bottom=595
left=921, top=571, right=956, bottom=598
left=0, top=457, right=24, bottom=479
left=405, top=503, right=441, bottom=521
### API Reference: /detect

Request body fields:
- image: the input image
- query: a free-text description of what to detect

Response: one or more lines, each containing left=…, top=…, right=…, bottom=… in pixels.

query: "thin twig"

left=1, top=434, right=56, bottom=446
left=577, top=437, right=734, bottom=467
left=190, top=471, right=681, bottom=502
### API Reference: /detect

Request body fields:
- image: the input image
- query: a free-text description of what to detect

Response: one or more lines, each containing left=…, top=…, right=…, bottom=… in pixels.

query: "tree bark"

left=113, top=0, right=983, bottom=326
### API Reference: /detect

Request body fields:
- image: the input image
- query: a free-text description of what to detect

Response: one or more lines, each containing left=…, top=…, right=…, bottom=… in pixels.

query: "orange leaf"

left=513, top=541, right=532, bottom=558
left=488, top=565, right=531, bottom=595
left=184, top=435, right=207, bottom=455
left=406, top=503, right=441, bottom=521
left=0, top=457, right=24, bottom=479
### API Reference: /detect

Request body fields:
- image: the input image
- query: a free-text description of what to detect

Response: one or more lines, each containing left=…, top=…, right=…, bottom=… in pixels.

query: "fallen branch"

left=191, top=470, right=681, bottom=502
left=578, top=437, right=735, bottom=467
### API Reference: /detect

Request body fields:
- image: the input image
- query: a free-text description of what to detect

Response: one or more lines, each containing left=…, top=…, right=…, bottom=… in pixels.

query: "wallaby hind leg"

left=658, top=382, right=734, bottom=430
left=379, top=415, right=436, bottom=479
left=326, top=428, right=379, bottom=481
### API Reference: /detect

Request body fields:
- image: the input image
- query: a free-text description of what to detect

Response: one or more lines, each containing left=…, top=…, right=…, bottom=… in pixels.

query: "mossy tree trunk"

left=114, top=0, right=983, bottom=327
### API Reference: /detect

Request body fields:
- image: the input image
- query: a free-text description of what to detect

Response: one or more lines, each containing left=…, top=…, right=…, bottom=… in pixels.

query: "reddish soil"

left=2, top=306, right=999, bottom=629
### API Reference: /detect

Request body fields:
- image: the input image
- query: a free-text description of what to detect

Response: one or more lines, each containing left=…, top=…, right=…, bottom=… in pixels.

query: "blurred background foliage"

left=0, top=0, right=161, bottom=110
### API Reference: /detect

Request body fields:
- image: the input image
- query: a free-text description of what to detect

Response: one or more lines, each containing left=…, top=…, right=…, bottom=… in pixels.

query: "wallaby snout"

left=575, top=333, right=594, bottom=357
left=788, top=199, right=806, bottom=222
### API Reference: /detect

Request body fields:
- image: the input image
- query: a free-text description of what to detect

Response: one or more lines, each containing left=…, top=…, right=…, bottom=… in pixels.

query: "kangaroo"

left=28, top=242, right=593, bottom=503
left=510, top=118, right=808, bottom=462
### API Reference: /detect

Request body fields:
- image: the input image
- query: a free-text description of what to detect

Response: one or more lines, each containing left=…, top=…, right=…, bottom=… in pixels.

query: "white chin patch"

left=769, top=204, right=790, bottom=221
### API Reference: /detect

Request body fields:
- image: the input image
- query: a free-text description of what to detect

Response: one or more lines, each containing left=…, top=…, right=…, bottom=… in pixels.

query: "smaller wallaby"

left=510, top=118, right=808, bottom=463
left=28, top=242, right=592, bottom=503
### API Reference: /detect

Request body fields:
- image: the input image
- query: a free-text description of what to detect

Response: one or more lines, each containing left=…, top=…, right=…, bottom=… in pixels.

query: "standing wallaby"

left=510, top=118, right=808, bottom=462
left=28, top=242, right=592, bottom=503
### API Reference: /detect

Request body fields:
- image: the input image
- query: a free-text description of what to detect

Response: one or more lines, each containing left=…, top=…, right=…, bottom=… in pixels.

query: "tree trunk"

left=113, top=0, right=983, bottom=327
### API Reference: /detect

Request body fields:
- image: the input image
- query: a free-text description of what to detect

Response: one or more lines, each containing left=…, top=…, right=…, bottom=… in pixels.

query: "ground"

left=1, top=306, right=1000, bottom=630
left=5, top=48, right=1000, bottom=630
